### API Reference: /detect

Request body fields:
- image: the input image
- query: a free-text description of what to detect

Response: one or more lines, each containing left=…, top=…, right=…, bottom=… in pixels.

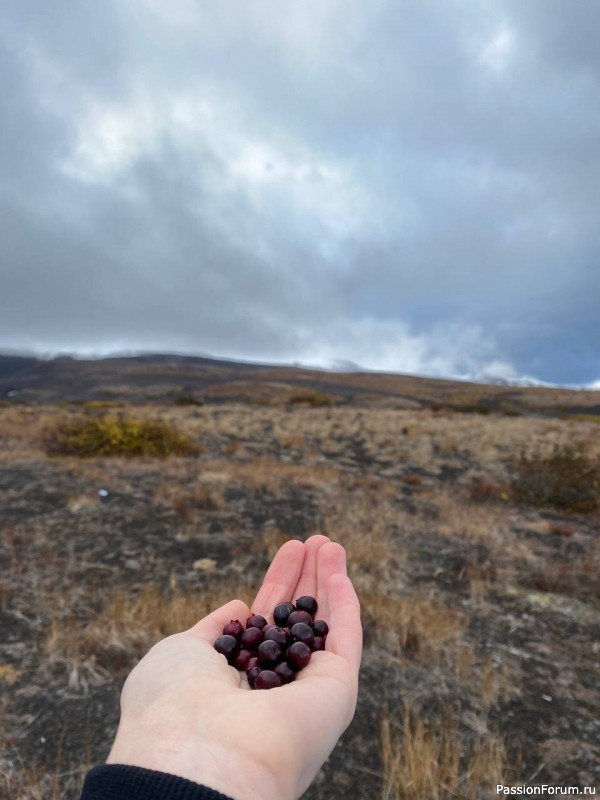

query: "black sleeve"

left=80, top=764, right=236, bottom=800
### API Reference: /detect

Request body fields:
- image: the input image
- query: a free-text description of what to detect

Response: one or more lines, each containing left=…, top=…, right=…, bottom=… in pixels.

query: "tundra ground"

left=1, top=400, right=599, bottom=798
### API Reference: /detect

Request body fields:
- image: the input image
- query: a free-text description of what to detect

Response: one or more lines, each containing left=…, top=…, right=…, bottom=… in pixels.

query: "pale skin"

left=107, top=535, right=363, bottom=800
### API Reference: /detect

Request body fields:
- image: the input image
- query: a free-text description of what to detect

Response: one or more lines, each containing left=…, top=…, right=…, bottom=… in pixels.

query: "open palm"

left=107, top=535, right=363, bottom=800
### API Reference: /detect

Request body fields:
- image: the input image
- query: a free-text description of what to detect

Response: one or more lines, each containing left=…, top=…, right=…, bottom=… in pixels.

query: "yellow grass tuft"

left=360, top=588, right=466, bottom=663
left=381, top=706, right=507, bottom=799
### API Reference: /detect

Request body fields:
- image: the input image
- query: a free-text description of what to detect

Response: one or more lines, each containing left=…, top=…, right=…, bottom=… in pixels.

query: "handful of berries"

left=213, top=595, right=329, bottom=689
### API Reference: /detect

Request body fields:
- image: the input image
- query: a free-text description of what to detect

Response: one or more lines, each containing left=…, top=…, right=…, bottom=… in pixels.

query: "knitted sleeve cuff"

left=80, top=764, right=236, bottom=800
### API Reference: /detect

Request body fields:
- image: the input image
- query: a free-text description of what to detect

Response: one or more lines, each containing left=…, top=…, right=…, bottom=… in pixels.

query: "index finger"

left=251, top=539, right=306, bottom=622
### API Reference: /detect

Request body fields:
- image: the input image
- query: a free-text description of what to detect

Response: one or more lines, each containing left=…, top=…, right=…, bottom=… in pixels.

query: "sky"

left=1, top=1, right=599, bottom=386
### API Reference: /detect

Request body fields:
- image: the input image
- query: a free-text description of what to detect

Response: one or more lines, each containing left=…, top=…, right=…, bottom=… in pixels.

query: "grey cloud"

left=1, top=1, right=599, bottom=383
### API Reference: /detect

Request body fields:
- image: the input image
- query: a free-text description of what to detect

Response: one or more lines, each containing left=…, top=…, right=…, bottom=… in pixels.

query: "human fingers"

left=321, top=572, right=362, bottom=677
left=187, top=598, right=251, bottom=643
left=291, top=534, right=331, bottom=604
left=251, top=538, right=305, bottom=621
left=314, top=541, right=347, bottom=622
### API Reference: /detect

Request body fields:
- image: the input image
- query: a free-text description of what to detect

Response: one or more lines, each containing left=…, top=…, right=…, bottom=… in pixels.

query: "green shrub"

left=510, top=443, right=600, bottom=513
left=288, top=390, right=334, bottom=408
left=171, top=386, right=204, bottom=406
left=429, top=402, right=492, bottom=415
left=45, top=414, right=199, bottom=458
left=173, top=393, right=204, bottom=407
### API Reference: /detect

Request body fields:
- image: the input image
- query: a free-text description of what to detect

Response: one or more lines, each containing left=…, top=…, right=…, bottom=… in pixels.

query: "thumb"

left=188, top=599, right=251, bottom=643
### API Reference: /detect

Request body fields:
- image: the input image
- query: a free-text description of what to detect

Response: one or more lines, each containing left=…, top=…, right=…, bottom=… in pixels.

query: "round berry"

left=247, top=666, right=261, bottom=688
left=312, top=619, right=329, bottom=637
left=214, top=635, right=238, bottom=664
left=290, top=622, right=314, bottom=648
left=262, top=624, right=277, bottom=636
left=222, top=620, right=244, bottom=640
left=295, top=596, right=318, bottom=617
left=312, top=636, right=326, bottom=651
left=287, top=641, right=311, bottom=670
left=257, top=639, right=282, bottom=665
left=246, top=614, right=268, bottom=629
left=264, top=626, right=290, bottom=647
left=287, top=610, right=312, bottom=627
left=234, top=649, right=253, bottom=670
left=241, top=626, right=264, bottom=649
left=274, top=662, right=296, bottom=685
left=273, top=602, right=296, bottom=627
left=254, top=670, right=282, bottom=690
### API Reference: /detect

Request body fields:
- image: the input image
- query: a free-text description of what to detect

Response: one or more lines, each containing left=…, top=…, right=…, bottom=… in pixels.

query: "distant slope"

left=1, top=352, right=599, bottom=417
left=0, top=355, right=40, bottom=380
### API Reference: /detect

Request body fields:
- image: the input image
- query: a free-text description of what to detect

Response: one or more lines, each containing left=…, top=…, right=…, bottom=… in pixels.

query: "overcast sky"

left=1, top=1, right=599, bottom=386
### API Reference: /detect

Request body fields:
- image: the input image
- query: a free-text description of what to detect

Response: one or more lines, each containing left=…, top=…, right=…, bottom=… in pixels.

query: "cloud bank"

left=1, top=1, right=599, bottom=385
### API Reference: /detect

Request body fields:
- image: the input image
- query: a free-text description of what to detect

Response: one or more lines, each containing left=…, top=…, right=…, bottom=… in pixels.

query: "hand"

left=106, top=535, right=363, bottom=800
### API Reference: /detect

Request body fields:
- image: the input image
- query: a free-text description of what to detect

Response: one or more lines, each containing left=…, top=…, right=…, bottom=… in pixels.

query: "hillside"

left=0, top=354, right=599, bottom=797
left=2, top=352, right=600, bottom=417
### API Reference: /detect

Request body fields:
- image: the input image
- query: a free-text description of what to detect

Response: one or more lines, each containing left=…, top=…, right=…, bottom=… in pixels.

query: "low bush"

left=469, top=478, right=510, bottom=504
left=80, top=401, right=121, bottom=410
left=510, top=443, right=600, bottom=513
left=288, top=390, right=334, bottom=408
left=173, top=390, right=204, bottom=406
left=44, top=414, right=199, bottom=458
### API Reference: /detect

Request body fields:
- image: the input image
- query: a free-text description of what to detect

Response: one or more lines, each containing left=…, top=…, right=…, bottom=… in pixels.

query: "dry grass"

left=315, top=478, right=405, bottom=589
left=250, top=527, right=294, bottom=560
left=525, top=540, right=600, bottom=602
left=0, top=407, right=49, bottom=462
left=360, top=589, right=466, bottom=664
left=380, top=705, right=508, bottom=800
left=44, top=582, right=255, bottom=689
left=0, top=760, right=91, bottom=800
left=510, top=443, right=600, bottom=513
left=208, top=455, right=342, bottom=494
left=428, top=489, right=529, bottom=560
left=156, top=484, right=227, bottom=519
left=479, top=656, right=519, bottom=709
left=3, top=394, right=599, bottom=797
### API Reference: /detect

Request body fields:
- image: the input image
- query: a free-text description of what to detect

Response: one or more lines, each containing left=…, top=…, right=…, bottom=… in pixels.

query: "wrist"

left=107, top=725, right=288, bottom=800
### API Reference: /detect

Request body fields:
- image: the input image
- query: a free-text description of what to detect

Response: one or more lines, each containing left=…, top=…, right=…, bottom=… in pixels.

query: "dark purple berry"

left=287, top=641, right=311, bottom=670
left=247, top=666, right=261, bottom=687
left=257, top=639, right=282, bottom=665
left=273, top=602, right=296, bottom=627
left=222, top=619, right=244, bottom=640
left=262, top=624, right=276, bottom=636
left=264, top=626, right=290, bottom=647
left=295, top=596, right=318, bottom=617
left=214, top=635, right=238, bottom=664
left=290, top=622, right=315, bottom=648
left=287, top=610, right=312, bottom=627
left=312, top=619, right=329, bottom=637
left=312, top=636, right=326, bottom=651
left=254, top=670, right=282, bottom=690
left=241, top=626, right=264, bottom=649
left=274, top=662, right=296, bottom=685
left=234, top=649, right=253, bottom=670
left=246, top=614, right=267, bottom=629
